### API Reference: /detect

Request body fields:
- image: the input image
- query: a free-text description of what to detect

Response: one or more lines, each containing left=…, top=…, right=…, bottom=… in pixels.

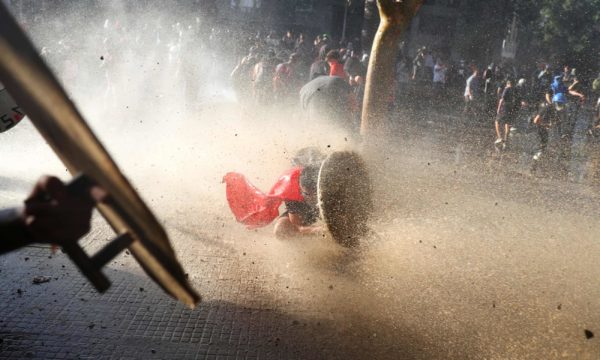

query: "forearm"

left=361, top=20, right=405, bottom=136
left=0, top=208, right=34, bottom=255
left=297, top=224, right=322, bottom=234
left=569, top=90, right=584, bottom=99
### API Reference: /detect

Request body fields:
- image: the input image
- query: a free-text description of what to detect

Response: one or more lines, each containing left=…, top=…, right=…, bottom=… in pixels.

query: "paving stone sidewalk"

left=0, top=218, right=345, bottom=360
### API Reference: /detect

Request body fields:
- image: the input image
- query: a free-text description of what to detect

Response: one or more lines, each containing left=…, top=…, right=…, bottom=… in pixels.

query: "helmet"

left=0, top=84, right=25, bottom=133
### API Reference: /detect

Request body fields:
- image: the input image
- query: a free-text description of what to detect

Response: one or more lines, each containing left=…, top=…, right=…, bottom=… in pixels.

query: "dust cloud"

left=2, top=3, right=600, bottom=359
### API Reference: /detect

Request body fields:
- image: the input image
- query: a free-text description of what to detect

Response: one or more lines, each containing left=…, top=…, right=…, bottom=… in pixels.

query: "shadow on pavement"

left=0, top=246, right=440, bottom=360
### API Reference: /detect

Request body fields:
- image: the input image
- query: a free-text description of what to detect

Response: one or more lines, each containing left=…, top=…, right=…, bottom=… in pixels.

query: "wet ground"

left=1, top=100, right=599, bottom=359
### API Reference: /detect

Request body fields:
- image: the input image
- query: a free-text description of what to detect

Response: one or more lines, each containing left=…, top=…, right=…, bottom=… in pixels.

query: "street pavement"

left=1, top=107, right=600, bottom=359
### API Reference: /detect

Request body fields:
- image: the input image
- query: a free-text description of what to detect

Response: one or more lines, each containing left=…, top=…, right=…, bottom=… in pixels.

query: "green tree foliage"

left=533, top=0, right=600, bottom=69
left=447, top=0, right=599, bottom=72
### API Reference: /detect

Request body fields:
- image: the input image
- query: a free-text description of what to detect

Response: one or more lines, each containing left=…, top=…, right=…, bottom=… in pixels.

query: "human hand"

left=22, top=176, right=107, bottom=245
left=377, top=0, right=423, bottom=26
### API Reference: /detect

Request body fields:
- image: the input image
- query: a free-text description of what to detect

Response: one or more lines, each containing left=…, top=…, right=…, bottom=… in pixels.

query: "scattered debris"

left=328, top=285, right=334, bottom=290
left=16, top=289, right=22, bottom=295
left=585, top=330, right=594, bottom=339
left=24, top=257, right=29, bottom=261
left=139, top=287, right=144, bottom=292
left=32, top=276, right=51, bottom=285
left=557, top=304, right=562, bottom=310
left=88, top=323, right=95, bottom=329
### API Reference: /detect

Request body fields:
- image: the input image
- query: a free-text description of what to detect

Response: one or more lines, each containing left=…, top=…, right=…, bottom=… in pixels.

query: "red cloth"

left=329, top=60, right=346, bottom=79
left=223, top=167, right=304, bottom=229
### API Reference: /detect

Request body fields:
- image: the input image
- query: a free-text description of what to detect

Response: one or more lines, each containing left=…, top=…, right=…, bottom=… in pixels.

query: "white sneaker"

left=533, top=151, right=543, bottom=161
left=494, top=138, right=503, bottom=145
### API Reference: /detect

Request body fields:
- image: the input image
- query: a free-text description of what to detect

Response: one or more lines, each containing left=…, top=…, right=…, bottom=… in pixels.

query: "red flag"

left=223, top=167, right=304, bottom=229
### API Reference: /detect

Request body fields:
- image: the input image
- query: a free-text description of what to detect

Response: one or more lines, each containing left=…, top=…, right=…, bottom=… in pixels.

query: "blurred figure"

left=432, top=59, right=448, bottom=98
left=590, top=73, right=600, bottom=136
left=273, top=53, right=302, bottom=107
left=281, top=30, right=295, bottom=50
left=532, top=102, right=553, bottom=161
left=326, top=50, right=346, bottom=79
left=412, top=46, right=426, bottom=80
left=252, top=49, right=279, bottom=106
left=300, top=75, right=355, bottom=134
left=231, top=46, right=260, bottom=107
left=545, top=75, right=584, bottom=139
left=535, top=63, right=553, bottom=102
left=495, top=78, right=523, bottom=149
left=344, top=50, right=366, bottom=78
left=463, top=67, right=480, bottom=117
left=482, top=63, right=498, bottom=119
left=309, top=45, right=330, bottom=81
left=424, top=49, right=435, bottom=83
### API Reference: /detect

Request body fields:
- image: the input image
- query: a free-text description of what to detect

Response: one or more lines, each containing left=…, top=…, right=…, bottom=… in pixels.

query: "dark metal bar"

left=62, top=243, right=111, bottom=293
left=91, top=232, right=134, bottom=269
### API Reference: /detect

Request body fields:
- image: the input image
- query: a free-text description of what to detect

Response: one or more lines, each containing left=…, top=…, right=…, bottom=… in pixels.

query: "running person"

left=545, top=75, right=584, bottom=139
left=495, top=79, right=521, bottom=149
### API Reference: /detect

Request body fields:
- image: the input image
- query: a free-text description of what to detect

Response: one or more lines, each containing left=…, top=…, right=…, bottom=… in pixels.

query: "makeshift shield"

left=318, top=151, right=373, bottom=247
left=0, top=3, right=199, bottom=307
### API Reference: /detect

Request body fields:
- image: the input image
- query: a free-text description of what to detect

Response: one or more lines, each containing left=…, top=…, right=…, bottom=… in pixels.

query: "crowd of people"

left=230, top=30, right=368, bottom=133
left=459, top=61, right=599, bottom=160
left=230, top=29, right=600, bottom=164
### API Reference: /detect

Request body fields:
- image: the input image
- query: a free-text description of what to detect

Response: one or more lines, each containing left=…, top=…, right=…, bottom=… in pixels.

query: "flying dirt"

left=0, top=2, right=599, bottom=359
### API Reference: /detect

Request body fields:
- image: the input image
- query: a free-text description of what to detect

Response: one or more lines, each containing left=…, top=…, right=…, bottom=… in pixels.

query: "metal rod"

left=62, top=243, right=111, bottom=293
left=91, top=232, right=134, bottom=269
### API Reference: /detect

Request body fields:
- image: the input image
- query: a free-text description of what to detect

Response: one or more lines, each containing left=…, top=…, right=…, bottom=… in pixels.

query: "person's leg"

left=556, top=106, right=568, bottom=138
left=495, top=119, right=502, bottom=142
left=504, top=123, right=510, bottom=142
